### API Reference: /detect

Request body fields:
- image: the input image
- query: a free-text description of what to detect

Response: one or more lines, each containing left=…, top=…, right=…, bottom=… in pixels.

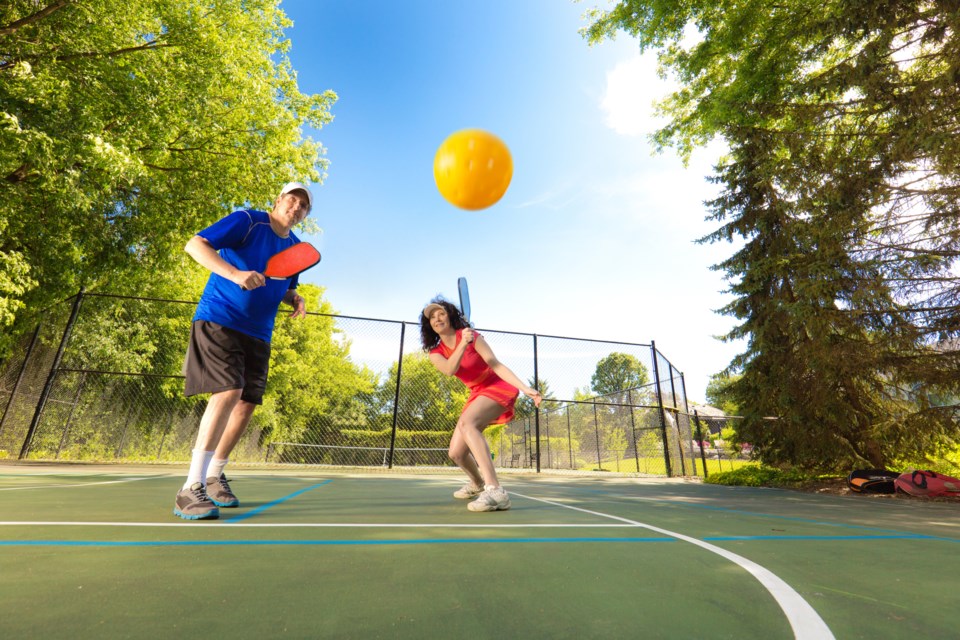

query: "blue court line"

left=0, top=537, right=675, bottom=547
left=704, top=534, right=954, bottom=542
left=223, top=479, right=333, bottom=522
left=3, top=533, right=958, bottom=547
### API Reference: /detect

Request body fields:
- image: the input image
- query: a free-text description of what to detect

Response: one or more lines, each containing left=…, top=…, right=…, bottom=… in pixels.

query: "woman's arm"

left=427, top=329, right=474, bottom=376
left=473, top=335, right=542, bottom=406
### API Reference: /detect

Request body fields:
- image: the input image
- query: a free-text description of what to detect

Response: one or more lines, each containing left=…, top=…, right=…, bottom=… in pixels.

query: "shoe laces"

left=188, top=483, right=210, bottom=500
left=217, top=475, right=233, bottom=492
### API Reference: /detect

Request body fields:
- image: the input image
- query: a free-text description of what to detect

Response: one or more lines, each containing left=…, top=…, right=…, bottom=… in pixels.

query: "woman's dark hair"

left=420, top=297, right=468, bottom=351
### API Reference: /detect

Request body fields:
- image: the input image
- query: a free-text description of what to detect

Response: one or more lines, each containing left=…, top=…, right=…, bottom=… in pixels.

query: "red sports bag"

left=894, top=470, right=960, bottom=498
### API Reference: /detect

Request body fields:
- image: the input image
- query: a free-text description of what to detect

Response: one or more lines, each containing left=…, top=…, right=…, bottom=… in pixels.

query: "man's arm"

left=282, top=288, right=307, bottom=318
left=185, top=235, right=264, bottom=290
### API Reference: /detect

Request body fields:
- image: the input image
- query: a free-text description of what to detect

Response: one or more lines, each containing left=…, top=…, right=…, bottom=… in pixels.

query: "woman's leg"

left=456, top=396, right=507, bottom=488
left=448, top=426, right=484, bottom=488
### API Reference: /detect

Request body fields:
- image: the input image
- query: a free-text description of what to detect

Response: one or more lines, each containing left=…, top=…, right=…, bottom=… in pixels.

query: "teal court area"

left=1, top=463, right=958, bottom=639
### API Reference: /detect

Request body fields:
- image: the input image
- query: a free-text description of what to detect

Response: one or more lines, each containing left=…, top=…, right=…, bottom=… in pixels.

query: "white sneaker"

left=468, top=486, right=511, bottom=512
left=453, top=483, right=483, bottom=499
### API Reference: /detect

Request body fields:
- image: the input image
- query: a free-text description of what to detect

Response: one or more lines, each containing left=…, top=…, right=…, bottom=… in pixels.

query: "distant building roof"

left=689, top=402, right=726, bottom=418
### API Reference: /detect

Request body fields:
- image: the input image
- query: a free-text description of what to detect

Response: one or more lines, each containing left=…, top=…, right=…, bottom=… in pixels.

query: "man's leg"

left=214, top=400, right=257, bottom=459
left=183, top=389, right=242, bottom=489
left=173, top=389, right=243, bottom=521
left=205, top=399, right=257, bottom=508
left=176, top=320, right=255, bottom=520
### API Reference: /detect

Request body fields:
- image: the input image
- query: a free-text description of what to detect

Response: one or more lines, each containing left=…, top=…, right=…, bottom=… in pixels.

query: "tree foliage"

left=584, top=1, right=960, bottom=470
left=372, top=354, right=469, bottom=432
left=515, top=376, right=554, bottom=417
left=0, top=0, right=336, bottom=350
left=590, top=352, right=651, bottom=397
left=705, top=372, right=740, bottom=415
left=259, top=285, right=378, bottom=446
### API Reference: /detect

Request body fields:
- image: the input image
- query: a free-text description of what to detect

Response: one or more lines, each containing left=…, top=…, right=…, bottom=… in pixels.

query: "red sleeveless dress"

left=431, top=329, right=519, bottom=424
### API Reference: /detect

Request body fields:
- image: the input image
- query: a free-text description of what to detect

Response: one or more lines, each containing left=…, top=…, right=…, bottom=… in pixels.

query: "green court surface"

left=1, top=463, right=958, bottom=639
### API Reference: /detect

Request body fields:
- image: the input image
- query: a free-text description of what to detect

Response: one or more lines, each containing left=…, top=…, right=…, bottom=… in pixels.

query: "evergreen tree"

left=584, top=1, right=960, bottom=470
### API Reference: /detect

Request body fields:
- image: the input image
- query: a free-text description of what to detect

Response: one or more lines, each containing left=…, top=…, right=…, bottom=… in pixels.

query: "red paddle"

left=263, top=243, right=321, bottom=280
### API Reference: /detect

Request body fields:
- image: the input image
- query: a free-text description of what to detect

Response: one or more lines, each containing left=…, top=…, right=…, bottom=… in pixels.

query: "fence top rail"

left=83, top=292, right=197, bottom=306
left=530, top=332, right=652, bottom=348
left=76, top=292, right=657, bottom=348
left=540, top=398, right=668, bottom=410
left=58, top=368, right=184, bottom=379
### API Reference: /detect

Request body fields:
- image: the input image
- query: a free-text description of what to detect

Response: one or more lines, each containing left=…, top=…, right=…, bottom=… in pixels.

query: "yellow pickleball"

left=433, top=129, right=513, bottom=210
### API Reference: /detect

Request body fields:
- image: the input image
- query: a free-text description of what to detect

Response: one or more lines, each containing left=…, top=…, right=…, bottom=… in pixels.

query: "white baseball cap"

left=279, top=181, right=313, bottom=210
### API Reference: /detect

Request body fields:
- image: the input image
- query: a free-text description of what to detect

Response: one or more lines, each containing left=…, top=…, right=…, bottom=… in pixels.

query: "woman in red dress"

left=421, top=298, right=541, bottom=511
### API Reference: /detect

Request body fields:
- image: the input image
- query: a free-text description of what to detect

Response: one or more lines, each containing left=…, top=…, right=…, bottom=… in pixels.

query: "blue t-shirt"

left=192, top=209, right=299, bottom=342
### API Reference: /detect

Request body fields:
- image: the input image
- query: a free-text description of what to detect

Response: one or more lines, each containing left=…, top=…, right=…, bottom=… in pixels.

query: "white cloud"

left=600, top=54, right=671, bottom=137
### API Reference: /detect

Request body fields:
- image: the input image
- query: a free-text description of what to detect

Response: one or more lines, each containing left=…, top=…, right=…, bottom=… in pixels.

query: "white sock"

left=206, top=457, right=229, bottom=481
left=183, top=449, right=214, bottom=490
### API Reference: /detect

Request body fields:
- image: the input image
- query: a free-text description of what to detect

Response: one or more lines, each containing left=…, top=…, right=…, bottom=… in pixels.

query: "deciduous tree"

left=0, top=0, right=336, bottom=351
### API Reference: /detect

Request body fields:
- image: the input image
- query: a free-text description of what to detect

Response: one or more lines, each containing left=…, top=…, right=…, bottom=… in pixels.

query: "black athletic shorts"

left=183, top=320, right=271, bottom=405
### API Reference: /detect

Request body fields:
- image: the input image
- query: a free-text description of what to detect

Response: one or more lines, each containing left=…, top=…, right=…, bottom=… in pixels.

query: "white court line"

left=511, top=489, right=835, bottom=640
left=0, top=522, right=635, bottom=528
left=0, top=476, right=172, bottom=491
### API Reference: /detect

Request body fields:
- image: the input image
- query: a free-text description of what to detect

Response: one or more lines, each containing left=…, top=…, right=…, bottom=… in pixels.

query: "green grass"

left=703, top=465, right=836, bottom=488
left=576, top=454, right=753, bottom=476
left=698, top=457, right=754, bottom=475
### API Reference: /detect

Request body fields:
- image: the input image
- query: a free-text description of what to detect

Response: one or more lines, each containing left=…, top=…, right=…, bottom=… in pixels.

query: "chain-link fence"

left=687, top=412, right=755, bottom=477
left=0, top=291, right=723, bottom=477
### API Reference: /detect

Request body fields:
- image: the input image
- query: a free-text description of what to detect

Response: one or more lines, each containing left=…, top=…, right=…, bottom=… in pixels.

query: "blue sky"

left=281, top=0, right=740, bottom=401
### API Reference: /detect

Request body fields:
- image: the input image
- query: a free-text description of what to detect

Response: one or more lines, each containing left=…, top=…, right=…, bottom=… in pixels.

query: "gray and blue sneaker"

left=206, top=474, right=240, bottom=508
left=174, top=482, right=219, bottom=520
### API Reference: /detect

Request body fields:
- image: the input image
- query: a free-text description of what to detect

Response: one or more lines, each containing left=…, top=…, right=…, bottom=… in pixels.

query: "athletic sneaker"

left=206, top=474, right=240, bottom=508
left=468, top=486, right=511, bottom=512
left=173, top=482, right=219, bottom=520
left=453, top=483, right=482, bottom=499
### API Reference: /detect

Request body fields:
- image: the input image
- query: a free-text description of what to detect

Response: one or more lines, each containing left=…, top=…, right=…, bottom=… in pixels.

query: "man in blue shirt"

left=174, top=182, right=312, bottom=520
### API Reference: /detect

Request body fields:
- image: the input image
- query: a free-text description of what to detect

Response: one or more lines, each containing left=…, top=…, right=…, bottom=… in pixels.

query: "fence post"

left=543, top=408, right=551, bottom=469
left=0, top=323, right=42, bottom=439
left=532, top=333, right=541, bottom=473
left=19, top=289, right=85, bottom=459
left=566, top=404, right=573, bottom=469
left=667, top=367, right=688, bottom=475
left=523, top=417, right=530, bottom=467
left=693, top=410, right=708, bottom=478
left=627, top=388, right=640, bottom=473
left=650, top=340, right=672, bottom=477
left=386, top=322, right=406, bottom=469
left=592, top=398, right=601, bottom=470
left=678, top=371, right=697, bottom=474
left=679, top=371, right=691, bottom=414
